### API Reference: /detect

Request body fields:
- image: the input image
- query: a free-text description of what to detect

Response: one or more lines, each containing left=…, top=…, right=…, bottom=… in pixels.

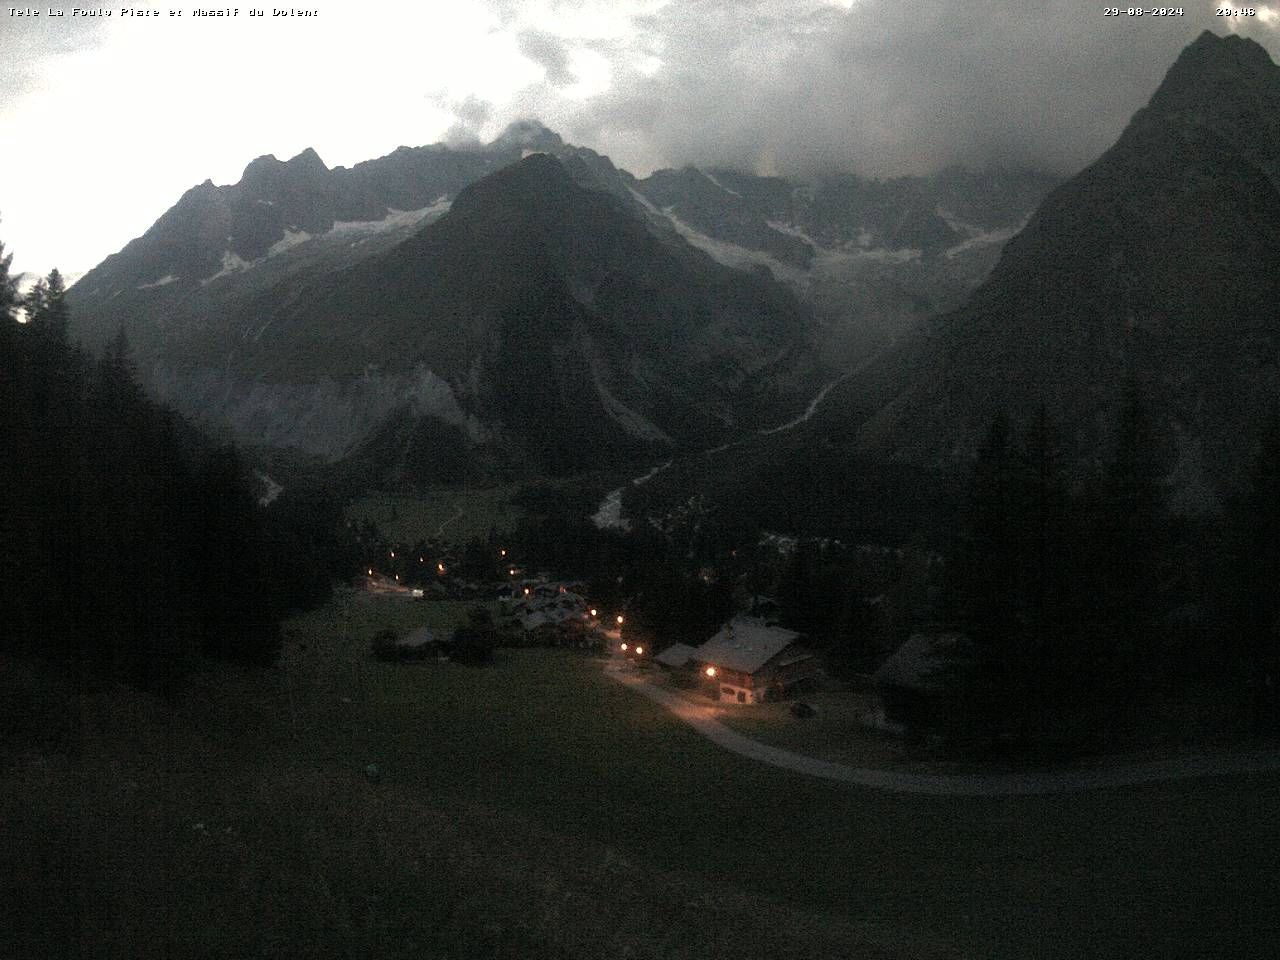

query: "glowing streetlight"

left=616, top=615, right=624, bottom=626
left=500, top=549, right=507, bottom=557
left=589, top=608, right=598, bottom=617
left=621, top=643, right=628, bottom=652
left=705, top=666, right=717, bottom=678
left=635, top=646, right=644, bottom=656
left=390, top=551, right=395, bottom=558
left=437, top=562, right=446, bottom=573
left=367, top=568, right=373, bottom=576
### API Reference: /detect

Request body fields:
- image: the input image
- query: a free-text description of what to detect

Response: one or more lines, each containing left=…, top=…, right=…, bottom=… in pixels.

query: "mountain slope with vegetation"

left=0, top=237, right=354, bottom=679
left=65, top=123, right=1053, bottom=485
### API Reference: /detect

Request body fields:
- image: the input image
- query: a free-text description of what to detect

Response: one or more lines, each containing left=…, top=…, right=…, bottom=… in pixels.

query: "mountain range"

left=65, top=120, right=1053, bottom=483
left=638, top=29, right=1280, bottom=533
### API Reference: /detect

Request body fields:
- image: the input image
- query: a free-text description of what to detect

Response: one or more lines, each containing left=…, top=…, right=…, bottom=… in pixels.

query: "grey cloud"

left=0, top=15, right=109, bottom=108
left=518, top=29, right=576, bottom=87
left=453, top=95, right=493, bottom=128
left=561, top=1, right=1280, bottom=179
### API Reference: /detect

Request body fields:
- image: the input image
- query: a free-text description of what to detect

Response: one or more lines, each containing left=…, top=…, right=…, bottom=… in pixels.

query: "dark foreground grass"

left=4, top=591, right=1279, bottom=958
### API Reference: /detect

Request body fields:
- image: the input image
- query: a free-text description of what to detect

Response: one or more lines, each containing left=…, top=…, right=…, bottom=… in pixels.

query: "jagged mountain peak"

left=286, top=147, right=328, bottom=174
left=240, top=152, right=283, bottom=178
left=1168, top=29, right=1276, bottom=80
left=488, top=119, right=564, bottom=152
left=840, top=30, right=1280, bottom=509
left=442, top=151, right=647, bottom=234
left=453, top=152, right=569, bottom=199
left=239, top=147, right=329, bottom=189
left=1155, top=32, right=1279, bottom=124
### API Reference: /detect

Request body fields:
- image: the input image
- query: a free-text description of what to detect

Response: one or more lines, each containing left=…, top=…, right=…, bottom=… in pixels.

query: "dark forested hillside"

left=0, top=238, right=353, bottom=683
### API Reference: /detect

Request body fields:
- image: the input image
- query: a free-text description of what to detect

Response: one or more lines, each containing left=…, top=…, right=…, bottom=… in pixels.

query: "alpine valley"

left=628, top=30, right=1280, bottom=538
left=65, top=121, right=1055, bottom=487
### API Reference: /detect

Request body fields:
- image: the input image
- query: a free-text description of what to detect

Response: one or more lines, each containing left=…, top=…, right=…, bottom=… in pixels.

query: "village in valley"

left=348, top=500, right=942, bottom=755
left=8, top=12, right=1280, bottom=956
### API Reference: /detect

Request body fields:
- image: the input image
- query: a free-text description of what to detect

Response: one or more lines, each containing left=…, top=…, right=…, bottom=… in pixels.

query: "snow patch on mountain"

left=818, top=241, right=923, bottom=266
left=663, top=208, right=808, bottom=286
left=934, top=206, right=1029, bottom=259
left=765, top=220, right=817, bottom=242
left=137, top=274, right=180, bottom=290
left=766, top=218, right=922, bottom=265
left=330, top=199, right=451, bottom=237
left=267, top=228, right=312, bottom=257
left=943, top=225, right=1021, bottom=260
left=201, top=250, right=252, bottom=285
left=701, top=169, right=741, bottom=197
left=197, top=203, right=451, bottom=284
left=627, top=186, right=664, bottom=216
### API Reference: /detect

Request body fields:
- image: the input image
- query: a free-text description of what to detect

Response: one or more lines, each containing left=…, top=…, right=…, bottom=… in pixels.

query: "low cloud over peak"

left=551, top=1, right=1280, bottom=179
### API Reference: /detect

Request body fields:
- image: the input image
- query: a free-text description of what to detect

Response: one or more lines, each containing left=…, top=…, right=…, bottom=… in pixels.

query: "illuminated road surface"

left=603, top=662, right=1280, bottom=797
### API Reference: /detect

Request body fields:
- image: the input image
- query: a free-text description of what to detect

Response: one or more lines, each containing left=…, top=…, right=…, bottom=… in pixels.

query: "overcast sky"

left=2, top=1, right=1277, bottom=277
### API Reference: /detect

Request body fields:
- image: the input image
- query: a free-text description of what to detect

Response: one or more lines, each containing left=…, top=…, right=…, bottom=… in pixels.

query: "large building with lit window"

left=690, top=616, right=818, bottom=704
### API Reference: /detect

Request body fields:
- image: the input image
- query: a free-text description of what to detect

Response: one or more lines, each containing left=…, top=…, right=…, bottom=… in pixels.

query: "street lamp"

left=705, top=666, right=717, bottom=678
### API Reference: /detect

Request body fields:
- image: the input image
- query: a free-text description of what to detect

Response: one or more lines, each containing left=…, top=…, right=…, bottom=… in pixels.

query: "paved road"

left=603, top=663, right=1280, bottom=796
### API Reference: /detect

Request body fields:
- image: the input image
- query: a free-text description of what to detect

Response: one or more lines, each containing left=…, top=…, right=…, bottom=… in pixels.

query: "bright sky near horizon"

left=2, top=1, right=1277, bottom=279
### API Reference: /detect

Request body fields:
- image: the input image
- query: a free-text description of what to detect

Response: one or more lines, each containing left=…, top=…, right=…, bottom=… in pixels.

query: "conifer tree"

left=1096, top=381, right=1168, bottom=659
left=22, top=277, right=48, bottom=324
left=1231, top=412, right=1280, bottom=731
left=0, top=234, right=17, bottom=323
left=42, top=268, right=69, bottom=342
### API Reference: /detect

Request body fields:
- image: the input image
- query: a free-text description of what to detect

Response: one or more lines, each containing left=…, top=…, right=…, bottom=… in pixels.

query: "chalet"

left=499, top=578, right=585, bottom=610
left=507, top=589, right=589, bottom=632
left=692, top=616, right=819, bottom=704
left=654, top=643, right=698, bottom=671
left=872, top=631, right=964, bottom=729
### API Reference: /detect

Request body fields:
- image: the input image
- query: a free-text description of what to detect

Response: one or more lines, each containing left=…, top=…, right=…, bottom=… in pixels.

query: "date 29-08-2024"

left=1105, top=7, right=1265, bottom=15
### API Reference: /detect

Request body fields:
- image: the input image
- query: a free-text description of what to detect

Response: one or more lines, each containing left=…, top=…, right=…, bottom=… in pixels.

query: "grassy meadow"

left=3, top=589, right=1280, bottom=958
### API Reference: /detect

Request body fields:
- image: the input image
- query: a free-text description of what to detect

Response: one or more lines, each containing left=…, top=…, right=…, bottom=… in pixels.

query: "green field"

left=694, top=684, right=926, bottom=767
left=347, top=486, right=525, bottom=546
left=4, top=591, right=1279, bottom=958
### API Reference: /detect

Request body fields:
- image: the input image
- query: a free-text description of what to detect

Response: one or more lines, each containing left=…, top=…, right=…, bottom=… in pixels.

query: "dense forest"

left=927, top=398, right=1280, bottom=751
left=4, top=217, right=1277, bottom=753
left=501, top=397, right=1280, bottom=754
left=0, top=236, right=355, bottom=686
